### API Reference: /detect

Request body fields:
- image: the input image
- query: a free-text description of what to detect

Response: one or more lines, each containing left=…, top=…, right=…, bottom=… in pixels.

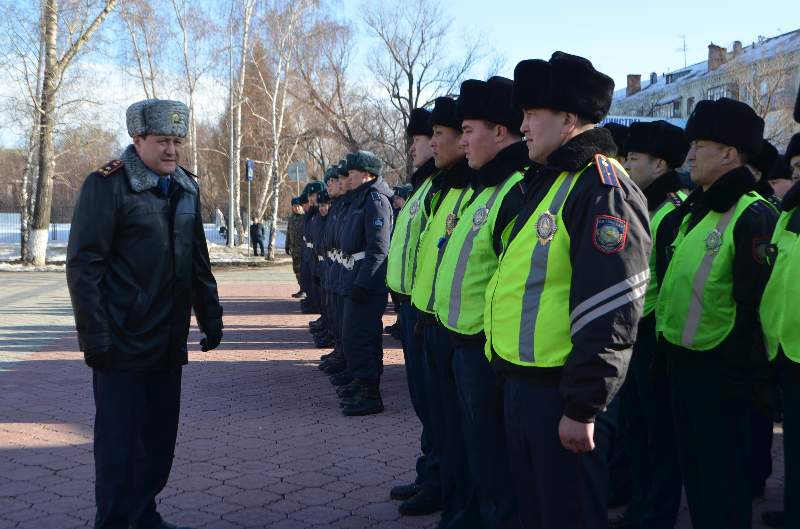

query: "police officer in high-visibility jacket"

left=385, top=108, right=443, bottom=515
left=484, top=52, right=651, bottom=529
left=610, top=120, right=689, bottom=529
left=656, top=98, right=777, bottom=529
left=760, top=131, right=800, bottom=529
left=410, top=96, right=478, bottom=527
left=432, top=76, right=527, bottom=529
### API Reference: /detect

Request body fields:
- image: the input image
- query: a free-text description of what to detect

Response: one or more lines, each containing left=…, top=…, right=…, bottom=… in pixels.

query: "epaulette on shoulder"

left=667, top=192, right=683, bottom=208
left=180, top=165, right=198, bottom=179
left=594, top=154, right=621, bottom=188
left=97, top=159, right=123, bottom=177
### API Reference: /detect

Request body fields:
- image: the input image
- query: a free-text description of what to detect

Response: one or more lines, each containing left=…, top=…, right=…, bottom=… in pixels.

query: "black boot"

left=763, top=510, right=785, bottom=527
left=330, top=372, right=354, bottom=386
left=390, top=483, right=420, bottom=501
left=336, top=382, right=361, bottom=398
left=398, top=487, right=441, bottom=516
left=342, top=380, right=384, bottom=416
left=322, top=361, right=347, bottom=375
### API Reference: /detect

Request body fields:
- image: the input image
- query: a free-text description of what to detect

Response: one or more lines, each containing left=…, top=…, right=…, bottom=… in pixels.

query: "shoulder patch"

left=594, top=154, right=620, bottom=188
left=97, top=159, right=123, bottom=177
left=667, top=192, right=683, bottom=208
left=373, top=217, right=385, bottom=230
left=752, top=236, right=776, bottom=265
left=593, top=214, right=628, bottom=254
left=371, top=191, right=382, bottom=201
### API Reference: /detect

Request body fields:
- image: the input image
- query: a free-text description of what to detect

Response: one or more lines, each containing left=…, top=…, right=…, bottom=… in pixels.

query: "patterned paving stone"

left=0, top=268, right=783, bottom=528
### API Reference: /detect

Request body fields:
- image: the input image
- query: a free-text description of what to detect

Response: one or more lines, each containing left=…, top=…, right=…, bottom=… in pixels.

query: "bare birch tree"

left=28, top=0, right=117, bottom=266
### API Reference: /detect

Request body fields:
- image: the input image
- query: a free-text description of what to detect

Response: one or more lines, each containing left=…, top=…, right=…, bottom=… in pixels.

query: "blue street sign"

left=246, top=159, right=254, bottom=181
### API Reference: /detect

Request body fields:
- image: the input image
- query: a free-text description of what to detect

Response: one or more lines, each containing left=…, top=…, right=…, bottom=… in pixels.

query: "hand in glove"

left=84, top=348, right=113, bottom=370
left=200, top=319, right=223, bottom=352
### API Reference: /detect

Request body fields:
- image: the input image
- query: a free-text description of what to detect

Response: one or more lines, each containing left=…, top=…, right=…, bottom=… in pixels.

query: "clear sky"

left=340, top=0, right=797, bottom=92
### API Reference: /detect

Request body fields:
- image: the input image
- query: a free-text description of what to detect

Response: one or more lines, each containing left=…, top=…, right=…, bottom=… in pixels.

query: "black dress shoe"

left=398, top=488, right=442, bottom=516
left=337, top=382, right=361, bottom=398
left=322, top=361, right=346, bottom=375
left=763, top=510, right=785, bottom=527
left=291, top=290, right=306, bottom=299
left=390, top=483, right=420, bottom=501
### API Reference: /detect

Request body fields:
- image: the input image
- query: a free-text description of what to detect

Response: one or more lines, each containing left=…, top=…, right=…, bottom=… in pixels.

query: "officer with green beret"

left=337, top=150, right=394, bottom=416
left=287, top=196, right=306, bottom=298
left=484, top=53, right=651, bottom=529
left=656, top=98, right=777, bottom=529
left=610, top=120, right=688, bottom=529
left=66, top=98, right=223, bottom=529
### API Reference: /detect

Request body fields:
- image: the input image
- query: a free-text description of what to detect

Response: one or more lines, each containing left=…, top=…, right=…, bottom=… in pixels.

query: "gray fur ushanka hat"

left=126, top=99, right=190, bottom=138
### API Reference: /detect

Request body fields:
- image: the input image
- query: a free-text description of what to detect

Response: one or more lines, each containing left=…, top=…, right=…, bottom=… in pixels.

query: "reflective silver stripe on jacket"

left=681, top=207, right=736, bottom=347
left=518, top=173, right=575, bottom=363
left=570, top=270, right=650, bottom=336
left=447, top=184, right=506, bottom=329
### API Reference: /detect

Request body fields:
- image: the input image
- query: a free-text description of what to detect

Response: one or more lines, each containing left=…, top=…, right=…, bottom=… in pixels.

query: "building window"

left=706, top=83, right=739, bottom=101
left=687, top=97, right=695, bottom=115
left=652, top=98, right=682, bottom=118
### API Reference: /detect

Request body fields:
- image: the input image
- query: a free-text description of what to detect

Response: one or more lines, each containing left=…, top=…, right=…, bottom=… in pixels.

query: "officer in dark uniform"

left=385, top=108, right=443, bottom=516
left=330, top=160, right=359, bottom=389
left=611, top=120, right=689, bottom=529
left=337, top=151, right=393, bottom=416
left=656, top=98, right=777, bottom=529
left=66, top=99, right=223, bottom=529
left=485, top=53, right=651, bottom=529
left=319, top=165, right=347, bottom=372
left=300, top=181, right=324, bottom=314
left=287, top=197, right=306, bottom=298
left=309, top=185, right=333, bottom=349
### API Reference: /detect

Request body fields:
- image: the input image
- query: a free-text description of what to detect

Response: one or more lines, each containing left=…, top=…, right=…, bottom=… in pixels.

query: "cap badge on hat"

left=171, top=112, right=183, bottom=125
left=705, top=229, right=722, bottom=255
left=472, top=207, right=489, bottom=232
left=408, top=201, right=419, bottom=218
left=536, top=211, right=557, bottom=245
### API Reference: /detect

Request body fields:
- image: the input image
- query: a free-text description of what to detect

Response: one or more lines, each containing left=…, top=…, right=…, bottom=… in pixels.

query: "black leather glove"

left=286, top=248, right=291, bottom=256
left=200, top=319, right=223, bottom=352
left=351, top=285, right=369, bottom=304
left=84, top=348, right=113, bottom=370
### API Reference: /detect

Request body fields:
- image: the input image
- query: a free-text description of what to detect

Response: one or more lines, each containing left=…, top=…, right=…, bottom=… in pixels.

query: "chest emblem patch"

left=409, top=201, right=419, bottom=218
left=472, top=207, right=489, bottom=232
left=536, top=211, right=557, bottom=245
left=705, top=229, right=722, bottom=255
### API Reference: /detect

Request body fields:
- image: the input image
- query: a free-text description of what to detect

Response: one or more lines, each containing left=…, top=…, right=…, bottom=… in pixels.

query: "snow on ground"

left=0, top=238, right=289, bottom=271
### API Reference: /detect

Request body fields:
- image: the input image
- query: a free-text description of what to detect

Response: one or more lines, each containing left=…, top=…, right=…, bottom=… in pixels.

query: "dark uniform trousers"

left=342, top=293, right=386, bottom=382
left=504, top=378, right=611, bottom=529
left=300, top=247, right=320, bottom=312
left=670, top=353, right=752, bottom=529
left=621, top=316, right=681, bottom=528
left=451, top=340, right=520, bottom=529
left=422, top=321, right=480, bottom=529
left=252, top=240, right=264, bottom=256
left=327, top=287, right=341, bottom=353
left=398, top=302, right=440, bottom=493
left=781, top=367, right=800, bottom=529
left=93, top=367, right=182, bottom=529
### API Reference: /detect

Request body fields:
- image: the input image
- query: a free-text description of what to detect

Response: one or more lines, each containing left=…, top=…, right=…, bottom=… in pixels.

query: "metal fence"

left=0, top=211, right=286, bottom=248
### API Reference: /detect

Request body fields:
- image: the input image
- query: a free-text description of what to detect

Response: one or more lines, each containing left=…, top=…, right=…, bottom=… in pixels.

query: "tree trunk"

left=266, top=150, right=280, bottom=261
left=28, top=0, right=58, bottom=266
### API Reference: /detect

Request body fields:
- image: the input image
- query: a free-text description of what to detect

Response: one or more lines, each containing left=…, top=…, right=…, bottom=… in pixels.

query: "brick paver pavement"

left=0, top=266, right=784, bottom=528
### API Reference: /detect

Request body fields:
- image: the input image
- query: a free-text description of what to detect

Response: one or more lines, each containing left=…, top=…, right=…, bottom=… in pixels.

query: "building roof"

left=613, top=28, right=800, bottom=103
